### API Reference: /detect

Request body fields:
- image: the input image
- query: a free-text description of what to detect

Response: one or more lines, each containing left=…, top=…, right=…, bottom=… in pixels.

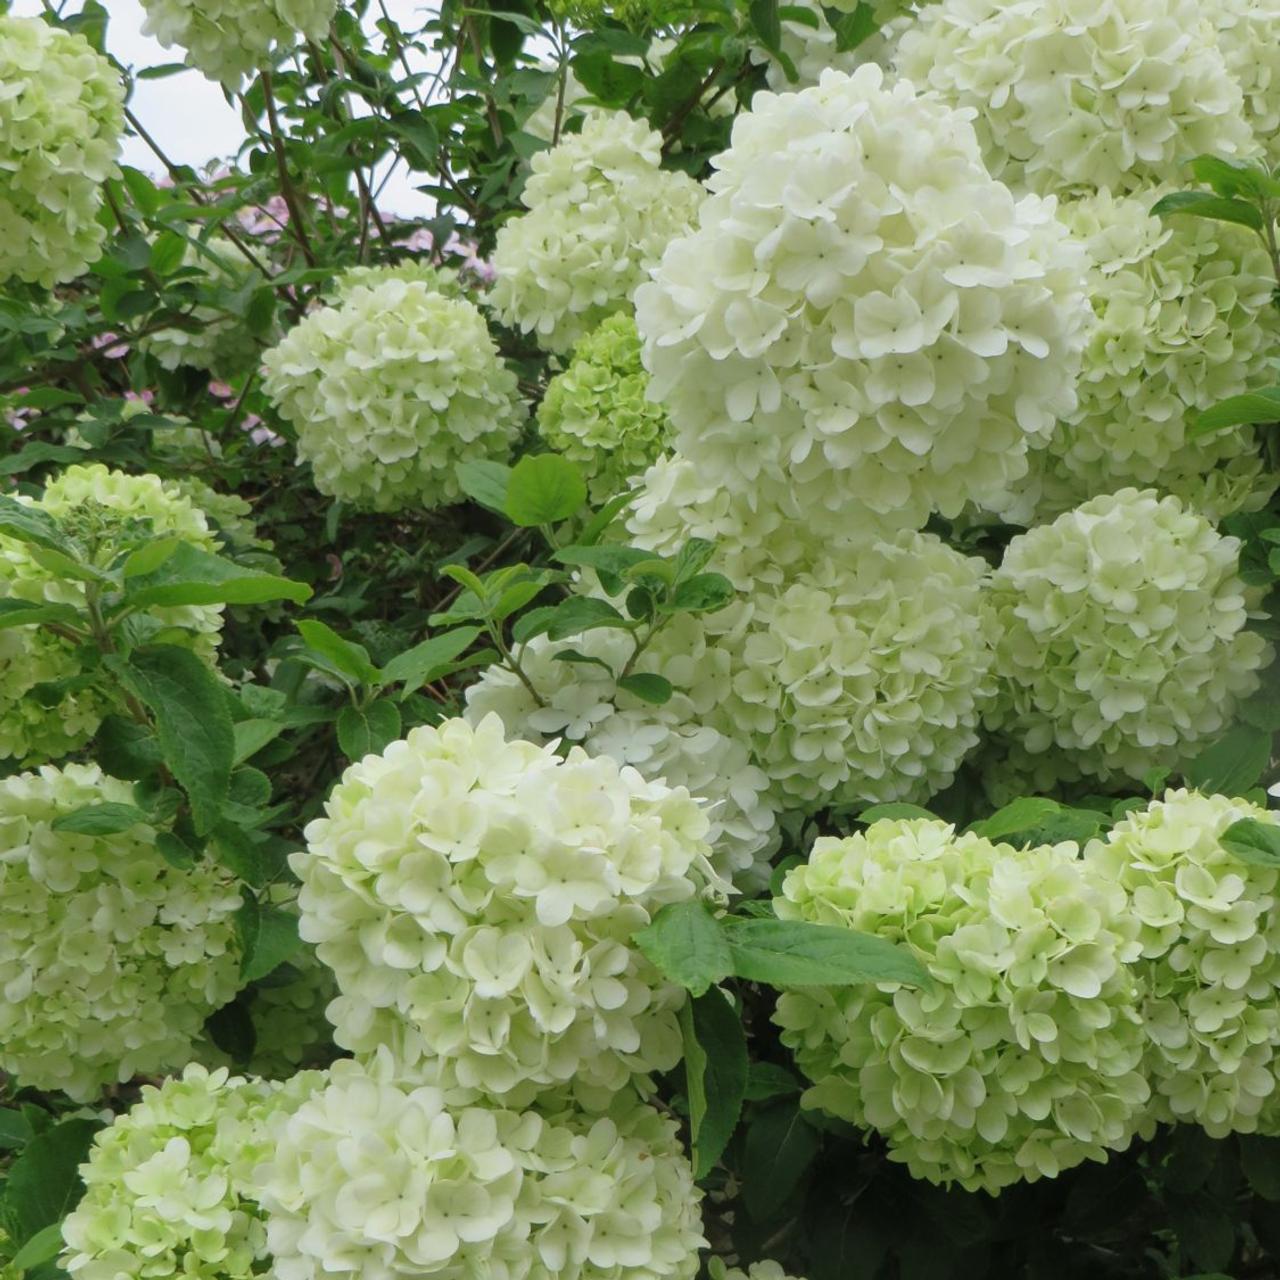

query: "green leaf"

left=211, top=822, right=266, bottom=885
left=742, top=1100, right=821, bottom=1220
left=1187, top=154, right=1280, bottom=199
left=513, top=596, right=629, bottom=645
left=633, top=901, right=733, bottom=997
left=1221, top=818, right=1280, bottom=868
left=1241, top=1134, right=1280, bottom=1200
left=504, top=454, right=588, bottom=527
left=11, top=1222, right=64, bottom=1273
left=0, top=496, right=73, bottom=555
left=2, top=1118, right=99, bottom=1245
left=858, top=802, right=937, bottom=822
left=825, top=1, right=878, bottom=51
left=124, top=544, right=311, bottom=608
left=1151, top=190, right=1264, bottom=231
left=455, top=459, right=512, bottom=514
left=380, top=627, right=481, bottom=700
left=572, top=51, right=645, bottom=105
left=296, top=619, right=381, bottom=686
left=576, top=492, right=633, bottom=546
left=749, top=0, right=782, bottom=52
left=0, top=1109, right=34, bottom=1151
left=1184, top=725, right=1273, bottom=795
left=49, top=802, right=150, bottom=835
left=968, top=797, right=1064, bottom=841
left=1189, top=387, right=1280, bottom=438
left=112, top=645, right=235, bottom=837
left=670, top=573, right=735, bottom=613
left=617, top=672, right=673, bottom=705
left=337, top=699, right=402, bottom=758
left=233, top=718, right=286, bottom=764
left=680, top=986, right=748, bottom=1179
left=122, top=536, right=182, bottom=578
left=237, top=898, right=302, bottom=983
left=156, top=830, right=197, bottom=868
left=722, top=918, right=928, bottom=988
left=744, top=1061, right=801, bottom=1102
left=0, top=600, right=82, bottom=632
left=150, top=230, right=188, bottom=275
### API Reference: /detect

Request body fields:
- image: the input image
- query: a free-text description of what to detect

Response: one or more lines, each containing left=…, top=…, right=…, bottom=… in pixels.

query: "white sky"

left=11, top=0, right=434, bottom=216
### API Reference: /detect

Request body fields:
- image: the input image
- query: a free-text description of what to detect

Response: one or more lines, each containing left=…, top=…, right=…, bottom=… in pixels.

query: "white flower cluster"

left=985, top=489, right=1271, bottom=785
left=61, top=1065, right=323, bottom=1280
left=260, top=1053, right=705, bottom=1280
left=892, top=0, right=1257, bottom=195
left=636, top=65, right=1090, bottom=538
left=997, top=188, right=1276, bottom=524
left=0, top=765, right=241, bottom=1101
left=0, top=16, right=124, bottom=288
left=262, top=270, right=525, bottom=512
left=0, top=465, right=224, bottom=765
left=1210, top=0, right=1280, bottom=166
left=774, top=818, right=1149, bottom=1192
left=139, top=0, right=339, bottom=89
left=1086, top=791, right=1280, bottom=1137
left=492, top=110, right=704, bottom=354
left=294, top=715, right=719, bottom=1105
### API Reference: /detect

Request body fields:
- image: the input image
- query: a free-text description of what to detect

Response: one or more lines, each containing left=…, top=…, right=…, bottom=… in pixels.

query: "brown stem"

left=463, top=16, right=505, bottom=148
left=259, top=69, right=318, bottom=266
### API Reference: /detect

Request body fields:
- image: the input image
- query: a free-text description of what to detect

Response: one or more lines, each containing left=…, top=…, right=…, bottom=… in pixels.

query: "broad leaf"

left=742, top=1101, right=821, bottom=1219
left=1184, top=725, right=1273, bottom=795
left=633, top=901, right=733, bottom=996
left=2, top=1118, right=99, bottom=1245
left=617, top=672, right=673, bottom=704
left=455, top=459, right=512, bottom=514
left=1151, top=190, right=1263, bottom=231
left=50, top=802, right=150, bottom=835
left=504, top=454, right=587, bottom=526
left=337, top=699, right=402, bottom=758
left=0, top=495, right=73, bottom=555
left=237, top=897, right=303, bottom=983
left=722, top=918, right=928, bottom=988
left=1189, top=387, right=1280, bottom=439
left=1221, top=818, right=1280, bottom=868
left=124, top=543, right=311, bottom=608
left=381, top=627, right=481, bottom=700
left=680, top=986, right=748, bottom=1179
left=296, top=619, right=381, bottom=686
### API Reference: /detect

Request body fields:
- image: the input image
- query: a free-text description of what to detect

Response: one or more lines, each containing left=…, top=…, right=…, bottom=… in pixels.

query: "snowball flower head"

left=1087, top=791, right=1280, bottom=1137
left=0, top=765, right=241, bottom=1100
left=293, top=715, right=719, bottom=1105
left=139, top=0, right=339, bottom=89
left=1205, top=0, right=1280, bottom=168
left=259, top=1053, right=706, bottom=1280
left=0, top=465, right=224, bottom=765
left=774, top=819, right=1149, bottom=1193
left=464, top=628, right=781, bottom=890
left=61, top=1065, right=323, bottom=1280
left=893, top=0, right=1257, bottom=195
left=492, top=110, right=704, bottom=354
left=262, top=270, right=524, bottom=512
left=985, top=488, right=1271, bottom=784
left=636, top=66, right=1090, bottom=536
left=995, top=188, right=1276, bottom=524
left=537, top=314, right=672, bottom=503
left=0, top=16, right=124, bottom=287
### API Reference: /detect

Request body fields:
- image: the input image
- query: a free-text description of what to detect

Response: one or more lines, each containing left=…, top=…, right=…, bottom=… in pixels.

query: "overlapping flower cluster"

left=892, top=0, right=1256, bottom=195
left=62, top=1066, right=323, bottom=1280
left=0, top=16, right=124, bottom=288
left=984, top=489, right=1271, bottom=786
left=262, top=269, right=524, bottom=512
left=138, top=0, right=340, bottom=88
left=998, top=188, right=1277, bottom=523
left=0, top=465, right=224, bottom=765
left=537, top=314, right=672, bottom=503
left=294, top=715, right=721, bottom=1105
left=492, top=110, right=704, bottom=353
left=0, top=766, right=241, bottom=1101
left=636, top=65, right=1091, bottom=537
left=259, top=1053, right=705, bottom=1280
left=773, top=817, right=1149, bottom=1192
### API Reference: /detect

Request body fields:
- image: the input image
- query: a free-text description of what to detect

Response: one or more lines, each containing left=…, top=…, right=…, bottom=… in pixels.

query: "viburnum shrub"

left=7, top=2, right=1280, bottom=1278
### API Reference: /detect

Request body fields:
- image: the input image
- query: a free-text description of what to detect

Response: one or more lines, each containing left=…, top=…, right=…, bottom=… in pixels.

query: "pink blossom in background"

left=91, top=332, right=130, bottom=359
left=4, top=387, right=34, bottom=431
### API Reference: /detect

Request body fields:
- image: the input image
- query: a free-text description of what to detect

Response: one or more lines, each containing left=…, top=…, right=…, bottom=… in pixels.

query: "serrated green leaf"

left=633, top=901, right=733, bottom=996
left=680, top=986, right=747, bottom=1179
left=337, top=699, right=402, bottom=759
left=504, top=454, right=587, bottom=527
left=455, top=459, right=512, bottom=514
left=742, top=1100, right=821, bottom=1219
left=124, top=543, right=311, bottom=608
left=49, top=802, right=150, bottom=835
left=1221, top=817, right=1280, bottom=868
left=237, top=898, right=302, bottom=983
left=722, top=918, right=928, bottom=988
left=1184, top=725, right=1273, bottom=795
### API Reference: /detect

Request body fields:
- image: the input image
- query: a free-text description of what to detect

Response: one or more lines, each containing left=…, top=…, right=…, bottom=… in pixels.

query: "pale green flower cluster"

left=892, top=0, right=1257, bottom=196
left=1204, top=0, right=1280, bottom=166
left=0, top=16, right=124, bottom=287
left=998, top=188, right=1276, bottom=524
left=1086, top=791, right=1280, bottom=1138
left=260, top=1054, right=705, bottom=1280
left=492, top=110, right=704, bottom=354
left=636, top=66, right=1090, bottom=538
left=537, top=314, right=672, bottom=503
left=464, top=627, right=782, bottom=889
left=138, top=0, right=339, bottom=88
left=711, top=1262, right=806, bottom=1280
left=985, top=489, right=1271, bottom=785
left=0, top=465, right=223, bottom=765
left=61, top=1065, right=324, bottom=1280
left=0, top=765, right=242, bottom=1101
left=262, top=270, right=524, bottom=512
left=293, top=715, right=719, bottom=1106
left=773, top=818, right=1149, bottom=1193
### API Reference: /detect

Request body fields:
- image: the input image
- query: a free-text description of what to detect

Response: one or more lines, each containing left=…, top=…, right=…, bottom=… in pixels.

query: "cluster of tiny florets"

left=138, top=0, right=339, bottom=88
left=537, top=314, right=672, bottom=503
left=0, top=765, right=241, bottom=1101
left=258, top=1053, right=706, bottom=1280
left=636, top=66, right=1090, bottom=537
left=492, top=110, right=704, bottom=354
left=985, top=488, right=1271, bottom=785
left=892, top=0, right=1257, bottom=195
left=0, top=465, right=223, bottom=765
left=0, top=16, right=124, bottom=287
left=773, top=818, right=1150, bottom=1192
left=262, top=270, right=525, bottom=512
left=293, top=715, right=720, bottom=1106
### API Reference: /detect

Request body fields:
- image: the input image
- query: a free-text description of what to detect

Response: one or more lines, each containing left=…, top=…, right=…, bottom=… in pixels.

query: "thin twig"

left=260, top=69, right=318, bottom=266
